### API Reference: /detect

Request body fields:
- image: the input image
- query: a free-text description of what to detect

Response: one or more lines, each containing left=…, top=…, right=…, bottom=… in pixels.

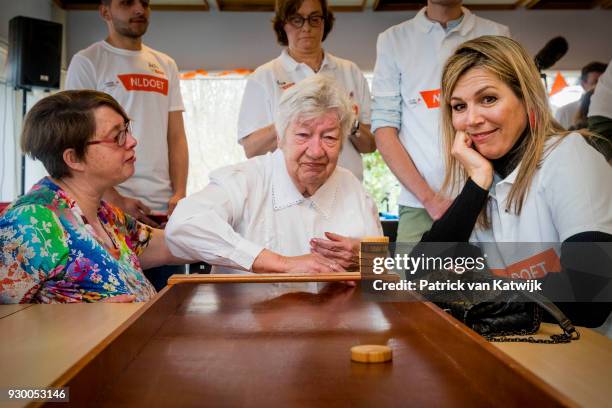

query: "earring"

left=529, top=110, right=536, bottom=129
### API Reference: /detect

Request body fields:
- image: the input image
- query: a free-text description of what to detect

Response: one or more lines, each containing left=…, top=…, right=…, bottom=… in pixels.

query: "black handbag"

left=438, top=298, right=579, bottom=343
left=415, top=269, right=580, bottom=343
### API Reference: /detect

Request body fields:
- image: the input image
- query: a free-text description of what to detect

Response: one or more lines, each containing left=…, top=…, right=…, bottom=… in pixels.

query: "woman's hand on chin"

left=451, top=131, right=493, bottom=190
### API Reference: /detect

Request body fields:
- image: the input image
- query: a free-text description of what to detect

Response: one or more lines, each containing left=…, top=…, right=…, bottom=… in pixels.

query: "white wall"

left=66, top=8, right=612, bottom=72
left=0, top=0, right=65, bottom=200
left=0, top=0, right=55, bottom=41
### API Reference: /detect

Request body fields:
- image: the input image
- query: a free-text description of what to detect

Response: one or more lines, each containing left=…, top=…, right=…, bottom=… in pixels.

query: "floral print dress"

left=0, top=178, right=157, bottom=303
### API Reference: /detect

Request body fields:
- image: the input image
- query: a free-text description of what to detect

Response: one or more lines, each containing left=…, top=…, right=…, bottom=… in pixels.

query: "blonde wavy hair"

left=440, top=35, right=571, bottom=227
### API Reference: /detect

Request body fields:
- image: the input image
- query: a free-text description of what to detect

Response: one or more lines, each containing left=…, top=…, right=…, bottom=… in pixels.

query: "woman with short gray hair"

left=166, top=75, right=382, bottom=275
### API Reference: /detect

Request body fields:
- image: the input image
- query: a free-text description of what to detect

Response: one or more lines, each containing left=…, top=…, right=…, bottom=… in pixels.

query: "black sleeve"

left=544, top=231, right=612, bottom=328
left=420, top=178, right=489, bottom=242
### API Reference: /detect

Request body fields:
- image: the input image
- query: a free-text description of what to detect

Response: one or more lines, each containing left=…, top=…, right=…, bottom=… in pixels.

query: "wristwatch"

left=350, top=118, right=360, bottom=137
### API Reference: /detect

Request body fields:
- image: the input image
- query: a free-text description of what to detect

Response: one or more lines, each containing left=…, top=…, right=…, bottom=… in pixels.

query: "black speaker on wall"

left=8, top=16, right=63, bottom=90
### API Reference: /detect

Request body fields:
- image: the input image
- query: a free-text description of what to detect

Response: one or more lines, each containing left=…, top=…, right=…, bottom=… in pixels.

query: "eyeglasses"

left=87, top=121, right=132, bottom=148
left=286, top=14, right=324, bottom=29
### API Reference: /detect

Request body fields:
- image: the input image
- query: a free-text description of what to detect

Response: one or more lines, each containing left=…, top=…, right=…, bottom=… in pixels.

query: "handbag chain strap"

left=486, top=314, right=581, bottom=344
left=484, top=330, right=580, bottom=344
left=485, top=329, right=580, bottom=344
left=483, top=306, right=581, bottom=344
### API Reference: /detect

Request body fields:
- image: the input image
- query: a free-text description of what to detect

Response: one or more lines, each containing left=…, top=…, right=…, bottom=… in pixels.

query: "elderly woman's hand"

left=310, top=232, right=360, bottom=270
left=283, top=253, right=347, bottom=274
left=451, top=131, right=494, bottom=190
left=252, top=249, right=347, bottom=275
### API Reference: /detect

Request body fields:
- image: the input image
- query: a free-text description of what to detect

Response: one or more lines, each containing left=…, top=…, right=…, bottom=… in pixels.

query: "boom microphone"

left=534, top=36, right=569, bottom=71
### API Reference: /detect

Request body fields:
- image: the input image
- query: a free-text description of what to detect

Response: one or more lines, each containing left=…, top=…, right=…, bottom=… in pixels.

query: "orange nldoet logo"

left=281, top=82, right=295, bottom=90
left=490, top=248, right=561, bottom=280
left=419, top=89, right=441, bottom=109
left=118, top=74, right=168, bottom=95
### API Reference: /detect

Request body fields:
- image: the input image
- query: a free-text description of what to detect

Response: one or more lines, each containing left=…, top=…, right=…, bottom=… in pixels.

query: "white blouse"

left=166, top=150, right=382, bottom=274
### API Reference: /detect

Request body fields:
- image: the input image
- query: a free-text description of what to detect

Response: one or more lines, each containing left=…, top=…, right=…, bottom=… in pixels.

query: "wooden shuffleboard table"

left=1, top=273, right=611, bottom=407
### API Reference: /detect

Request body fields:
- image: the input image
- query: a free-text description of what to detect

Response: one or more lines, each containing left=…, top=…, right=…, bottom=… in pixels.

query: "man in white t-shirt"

left=66, top=0, right=188, bottom=226
left=555, top=61, right=607, bottom=129
left=372, top=0, right=509, bottom=242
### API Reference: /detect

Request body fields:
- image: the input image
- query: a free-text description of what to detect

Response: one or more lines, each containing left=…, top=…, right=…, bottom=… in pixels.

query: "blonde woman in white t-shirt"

left=419, top=36, right=612, bottom=327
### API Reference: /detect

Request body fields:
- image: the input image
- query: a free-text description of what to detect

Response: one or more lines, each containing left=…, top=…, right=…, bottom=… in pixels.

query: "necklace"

left=288, top=48, right=323, bottom=73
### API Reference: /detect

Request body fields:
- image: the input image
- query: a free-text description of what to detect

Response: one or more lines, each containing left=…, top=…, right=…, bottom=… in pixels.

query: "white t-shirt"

left=372, top=7, right=510, bottom=207
left=237, top=50, right=371, bottom=180
left=472, top=134, right=612, bottom=276
left=589, top=58, right=612, bottom=119
left=166, top=149, right=382, bottom=274
left=555, top=99, right=580, bottom=129
left=65, top=41, right=185, bottom=212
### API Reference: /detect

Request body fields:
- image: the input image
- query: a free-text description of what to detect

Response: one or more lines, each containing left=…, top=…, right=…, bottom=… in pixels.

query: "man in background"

left=66, top=0, right=188, bottom=225
left=555, top=61, right=607, bottom=129
left=66, top=0, right=189, bottom=289
left=372, top=0, right=509, bottom=242
left=588, top=59, right=612, bottom=161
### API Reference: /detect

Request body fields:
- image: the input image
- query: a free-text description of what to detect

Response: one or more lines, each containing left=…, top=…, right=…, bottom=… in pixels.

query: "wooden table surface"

left=82, top=283, right=566, bottom=407
left=495, top=323, right=612, bottom=408
left=0, top=304, right=33, bottom=320
left=0, top=284, right=610, bottom=407
left=0, top=302, right=144, bottom=407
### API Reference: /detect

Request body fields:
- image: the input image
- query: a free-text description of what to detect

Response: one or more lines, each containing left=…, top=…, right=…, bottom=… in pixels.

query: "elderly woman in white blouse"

left=166, top=75, right=382, bottom=274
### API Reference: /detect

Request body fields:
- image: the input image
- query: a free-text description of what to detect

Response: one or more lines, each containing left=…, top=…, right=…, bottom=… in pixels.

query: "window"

left=180, top=74, right=247, bottom=194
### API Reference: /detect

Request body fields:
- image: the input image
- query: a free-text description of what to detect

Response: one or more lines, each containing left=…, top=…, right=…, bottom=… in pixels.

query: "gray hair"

left=275, top=74, right=355, bottom=144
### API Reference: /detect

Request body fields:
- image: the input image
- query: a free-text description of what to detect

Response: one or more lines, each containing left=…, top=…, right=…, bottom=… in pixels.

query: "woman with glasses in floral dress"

left=0, top=90, right=186, bottom=304
left=237, top=0, right=376, bottom=182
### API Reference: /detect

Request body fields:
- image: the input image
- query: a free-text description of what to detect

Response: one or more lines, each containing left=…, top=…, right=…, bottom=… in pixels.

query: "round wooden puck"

left=351, top=345, right=392, bottom=363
